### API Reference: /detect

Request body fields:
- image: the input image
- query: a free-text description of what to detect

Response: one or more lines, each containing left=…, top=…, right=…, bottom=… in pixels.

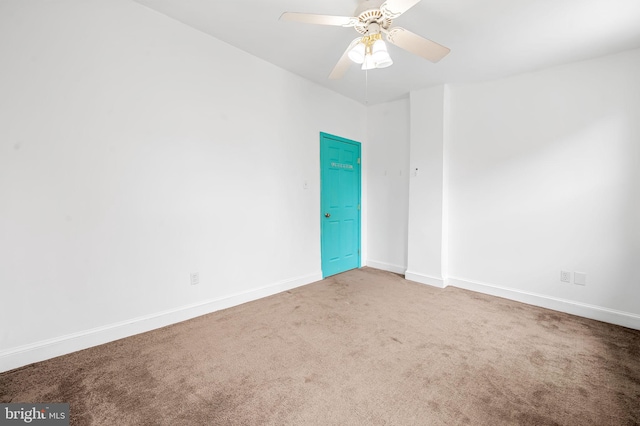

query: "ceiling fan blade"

left=380, top=0, right=422, bottom=18
left=329, top=38, right=360, bottom=80
left=280, top=12, right=355, bottom=27
left=386, top=27, right=450, bottom=63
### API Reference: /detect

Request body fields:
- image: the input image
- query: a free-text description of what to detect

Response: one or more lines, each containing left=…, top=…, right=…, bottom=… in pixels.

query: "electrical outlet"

left=560, top=271, right=571, bottom=283
left=190, top=272, right=199, bottom=286
left=574, top=272, right=586, bottom=286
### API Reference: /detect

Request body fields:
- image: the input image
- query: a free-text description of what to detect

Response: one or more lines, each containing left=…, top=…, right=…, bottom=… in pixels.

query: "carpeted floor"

left=2, top=267, right=639, bottom=425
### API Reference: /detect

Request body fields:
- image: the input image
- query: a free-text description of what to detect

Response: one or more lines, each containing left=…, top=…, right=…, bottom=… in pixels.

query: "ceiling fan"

left=280, top=0, right=450, bottom=79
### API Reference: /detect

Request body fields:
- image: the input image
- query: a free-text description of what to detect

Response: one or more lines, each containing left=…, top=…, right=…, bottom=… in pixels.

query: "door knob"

left=325, top=213, right=331, bottom=218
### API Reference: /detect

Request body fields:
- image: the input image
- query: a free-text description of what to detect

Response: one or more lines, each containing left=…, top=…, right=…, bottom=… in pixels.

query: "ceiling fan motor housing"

left=353, top=0, right=392, bottom=34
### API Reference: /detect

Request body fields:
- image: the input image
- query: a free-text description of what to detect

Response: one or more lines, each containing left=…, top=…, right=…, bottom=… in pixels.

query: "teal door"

left=320, top=132, right=361, bottom=278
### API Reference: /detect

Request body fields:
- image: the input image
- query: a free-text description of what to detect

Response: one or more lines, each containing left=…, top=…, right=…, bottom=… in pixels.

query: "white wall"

left=0, top=0, right=366, bottom=371
left=365, top=99, right=410, bottom=273
left=405, top=86, right=448, bottom=287
left=367, top=49, right=640, bottom=328
left=447, top=48, right=640, bottom=323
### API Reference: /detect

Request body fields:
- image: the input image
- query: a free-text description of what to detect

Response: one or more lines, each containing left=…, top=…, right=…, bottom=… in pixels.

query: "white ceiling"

left=134, top=0, right=640, bottom=105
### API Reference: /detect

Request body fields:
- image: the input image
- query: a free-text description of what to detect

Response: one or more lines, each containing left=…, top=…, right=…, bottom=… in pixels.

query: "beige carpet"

left=2, top=267, right=639, bottom=425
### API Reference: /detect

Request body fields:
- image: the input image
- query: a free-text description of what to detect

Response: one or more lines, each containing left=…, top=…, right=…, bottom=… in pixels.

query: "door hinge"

left=357, top=158, right=361, bottom=164
left=357, top=204, right=360, bottom=210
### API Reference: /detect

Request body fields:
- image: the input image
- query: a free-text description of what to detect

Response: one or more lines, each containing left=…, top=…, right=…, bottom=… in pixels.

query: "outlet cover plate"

left=574, top=272, right=586, bottom=286
left=560, top=271, right=571, bottom=283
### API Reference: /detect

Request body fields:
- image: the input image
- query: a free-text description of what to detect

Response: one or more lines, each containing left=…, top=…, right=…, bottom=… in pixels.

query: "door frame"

left=319, top=132, right=362, bottom=278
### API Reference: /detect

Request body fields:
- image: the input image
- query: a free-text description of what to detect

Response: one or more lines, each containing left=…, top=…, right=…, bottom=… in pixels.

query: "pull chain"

left=365, top=68, right=369, bottom=105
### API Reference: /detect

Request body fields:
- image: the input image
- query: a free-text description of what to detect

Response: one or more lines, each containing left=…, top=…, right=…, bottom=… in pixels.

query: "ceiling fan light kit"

left=280, top=0, right=450, bottom=79
left=348, top=33, right=393, bottom=69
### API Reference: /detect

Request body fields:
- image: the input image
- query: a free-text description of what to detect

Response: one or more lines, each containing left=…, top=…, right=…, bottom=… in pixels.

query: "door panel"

left=320, top=132, right=361, bottom=278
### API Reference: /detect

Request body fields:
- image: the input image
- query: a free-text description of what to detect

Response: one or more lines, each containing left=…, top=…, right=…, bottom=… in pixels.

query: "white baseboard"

left=365, top=260, right=406, bottom=275
left=448, top=277, right=640, bottom=331
left=404, top=270, right=446, bottom=288
left=0, top=271, right=323, bottom=373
